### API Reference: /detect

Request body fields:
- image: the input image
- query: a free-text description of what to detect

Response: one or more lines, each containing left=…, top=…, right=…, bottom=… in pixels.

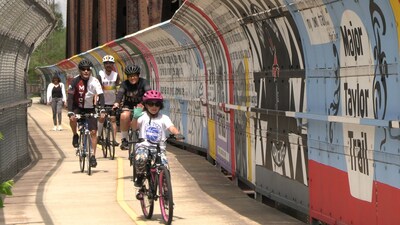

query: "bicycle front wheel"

left=107, top=122, right=116, bottom=160
left=101, top=124, right=107, bottom=158
left=86, top=134, right=92, bottom=175
left=139, top=174, right=154, bottom=219
left=128, top=128, right=135, bottom=166
left=159, top=167, right=173, bottom=225
left=78, top=133, right=85, bottom=173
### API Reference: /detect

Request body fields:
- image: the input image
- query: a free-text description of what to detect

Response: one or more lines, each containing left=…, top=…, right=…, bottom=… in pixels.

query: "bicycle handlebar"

left=134, top=134, right=185, bottom=146
left=75, top=113, right=99, bottom=119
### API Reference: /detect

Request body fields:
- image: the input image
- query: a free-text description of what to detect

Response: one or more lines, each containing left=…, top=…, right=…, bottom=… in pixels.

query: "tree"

left=28, top=2, right=66, bottom=88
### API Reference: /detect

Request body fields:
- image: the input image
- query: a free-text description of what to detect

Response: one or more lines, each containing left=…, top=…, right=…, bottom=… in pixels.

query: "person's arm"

left=131, top=104, right=144, bottom=130
left=61, top=83, right=67, bottom=103
left=97, top=93, right=105, bottom=108
left=94, top=77, right=105, bottom=108
left=168, top=125, right=180, bottom=135
left=115, top=73, right=121, bottom=86
left=46, top=83, right=53, bottom=104
left=165, top=115, right=184, bottom=139
left=67, top=78, right=76, bottom=112
left=114, top=82, right=126, bottom=108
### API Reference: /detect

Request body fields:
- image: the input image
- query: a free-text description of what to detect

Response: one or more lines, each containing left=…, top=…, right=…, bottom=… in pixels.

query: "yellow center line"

left=117, top=157, right=147, bottom=225
left=36, top=105, right=145, bottom=224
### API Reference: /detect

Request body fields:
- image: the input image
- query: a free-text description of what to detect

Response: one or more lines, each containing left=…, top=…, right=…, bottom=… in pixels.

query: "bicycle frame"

left=76, top=113, right=98, bottom=176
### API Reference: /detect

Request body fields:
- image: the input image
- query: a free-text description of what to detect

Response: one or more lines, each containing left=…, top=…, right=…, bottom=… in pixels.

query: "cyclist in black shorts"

left=112, top=64, right=151, bottom=150
left=67, top=59, right=105, bottom=167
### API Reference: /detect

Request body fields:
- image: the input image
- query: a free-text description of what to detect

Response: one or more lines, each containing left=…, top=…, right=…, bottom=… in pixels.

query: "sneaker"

left=120, top=138, right=129, bottom=150
left=72, top=134, right=79, bottom=148
left=75, top=149, right=80, bottom=156
left=52, top=126, right=57, bottom=131
left=134, top=174, right=144, bottom=187
left=97, top=136, right=103, bottom=145
left=112, top=140, right=120, bottom=146
left=57, top=125, right=62, bottom=131
left=90, top=155, right=97, bottom=167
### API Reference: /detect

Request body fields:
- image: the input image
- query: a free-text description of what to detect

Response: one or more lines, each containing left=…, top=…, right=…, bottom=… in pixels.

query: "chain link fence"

left=0, top=0, right=56, bottom=182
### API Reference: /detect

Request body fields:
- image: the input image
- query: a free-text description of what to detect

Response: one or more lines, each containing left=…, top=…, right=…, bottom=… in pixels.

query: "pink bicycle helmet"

left=142, top=90, right=163, bottom=102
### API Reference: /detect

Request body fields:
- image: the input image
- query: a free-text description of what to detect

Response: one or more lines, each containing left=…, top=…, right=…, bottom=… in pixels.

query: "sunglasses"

left=127, top=74, right=139, bottom=78
left=80, top=67, right=91, bottom=72
left=146, top=101, right=162, bottom=107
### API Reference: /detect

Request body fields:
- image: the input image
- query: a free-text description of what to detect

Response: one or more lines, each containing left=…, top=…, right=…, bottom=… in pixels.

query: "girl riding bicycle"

left=131, top=90, right=183, bottom=187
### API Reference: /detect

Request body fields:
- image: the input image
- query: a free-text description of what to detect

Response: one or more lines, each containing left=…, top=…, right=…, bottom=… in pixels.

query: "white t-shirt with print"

left=136, top=112, right=174, bottom=151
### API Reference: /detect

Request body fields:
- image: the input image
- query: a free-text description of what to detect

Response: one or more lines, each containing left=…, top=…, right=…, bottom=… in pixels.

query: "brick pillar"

left=98, top=0, right=117, bottom=45
left=79, top=0, right=93, bottom=52
left=66, top=0, right=78, bottom=57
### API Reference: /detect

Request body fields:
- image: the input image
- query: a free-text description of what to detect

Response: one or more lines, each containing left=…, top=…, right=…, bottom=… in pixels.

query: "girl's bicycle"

left=76, top=113, right=98, bottom=176
left=100, top=106, right=117, bottom=160
left=135, top=134, right=184, bottom=225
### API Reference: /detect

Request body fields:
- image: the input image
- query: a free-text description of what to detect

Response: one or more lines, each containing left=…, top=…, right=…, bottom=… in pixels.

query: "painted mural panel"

left=223, top=0, right=307, bottom=185
left=175, top=0, right=234, bottom=173
left=291, top=0, right=400, bottom=223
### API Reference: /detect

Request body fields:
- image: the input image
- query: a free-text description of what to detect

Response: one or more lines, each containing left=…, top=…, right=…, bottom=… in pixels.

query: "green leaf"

left=0, top=132, right=3, bottom=140
left=0, top=180, right=13, bottom=208
left=0, top=180, right=14, bottom=196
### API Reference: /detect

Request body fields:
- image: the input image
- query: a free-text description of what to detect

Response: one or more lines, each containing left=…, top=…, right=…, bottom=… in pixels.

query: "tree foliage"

left=28, top=3, right=66, bottom=84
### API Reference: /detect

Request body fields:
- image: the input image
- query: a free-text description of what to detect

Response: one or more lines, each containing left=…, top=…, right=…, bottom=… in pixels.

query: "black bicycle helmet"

left=125, top=64, right=141, bottom=75
left=78, top=59, right=93, bottom=69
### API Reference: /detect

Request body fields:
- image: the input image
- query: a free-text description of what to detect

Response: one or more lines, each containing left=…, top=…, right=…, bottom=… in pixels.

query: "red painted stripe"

left=185, top=1, right=236, bottom=175
left=309, top=160, right=400, bottom=225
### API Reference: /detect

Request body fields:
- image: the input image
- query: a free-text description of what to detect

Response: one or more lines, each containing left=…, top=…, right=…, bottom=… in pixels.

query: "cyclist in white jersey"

left=67, top=59, right=105, bottom=168
left=97, top=55, right=120, bottom=146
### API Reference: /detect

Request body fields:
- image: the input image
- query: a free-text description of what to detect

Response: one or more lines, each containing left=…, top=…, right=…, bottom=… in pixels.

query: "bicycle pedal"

left=136, top=192, right=143, bottom=200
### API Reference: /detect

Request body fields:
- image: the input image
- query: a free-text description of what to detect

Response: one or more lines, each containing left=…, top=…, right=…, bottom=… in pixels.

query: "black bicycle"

left=100, top=106, right=117, bottom=160
left=135, top=134, right=184, bottom=225
left=76, top=113, right=98, bottom=176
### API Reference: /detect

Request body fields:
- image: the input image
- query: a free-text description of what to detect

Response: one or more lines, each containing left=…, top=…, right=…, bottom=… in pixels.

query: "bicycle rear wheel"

left=86, top=134, right=92, bottom=175
left=139, top=174, right=154, bottom=219
left=107, top=122, right=116, bottom=160
left=101, top=124, right=108, bottom=158
left=78, top=133, right=85, bottom=173
left=159, top=167, right=173, bottom=224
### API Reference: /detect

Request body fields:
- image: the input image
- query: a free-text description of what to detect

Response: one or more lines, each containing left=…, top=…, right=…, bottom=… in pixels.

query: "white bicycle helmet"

left=102, top=55, right=115, bottom=63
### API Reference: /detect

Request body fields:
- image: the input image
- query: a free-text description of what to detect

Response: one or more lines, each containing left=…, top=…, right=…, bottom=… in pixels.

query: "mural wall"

left=36, top=0, right=400, bottom=224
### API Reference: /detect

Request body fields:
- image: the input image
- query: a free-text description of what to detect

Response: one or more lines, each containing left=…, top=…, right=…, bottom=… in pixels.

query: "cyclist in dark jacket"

left=113, top=64, right=151, bottom=150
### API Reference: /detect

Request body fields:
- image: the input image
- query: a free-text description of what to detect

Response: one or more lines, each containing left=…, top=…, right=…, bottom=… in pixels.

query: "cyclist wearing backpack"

left=131, top=90, right=183, bottom=187
left=112, top=64, right=151, bottom=150
left=67, top=59, right=105, bottom=167
left=97, top=55, right=120, bottom=146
